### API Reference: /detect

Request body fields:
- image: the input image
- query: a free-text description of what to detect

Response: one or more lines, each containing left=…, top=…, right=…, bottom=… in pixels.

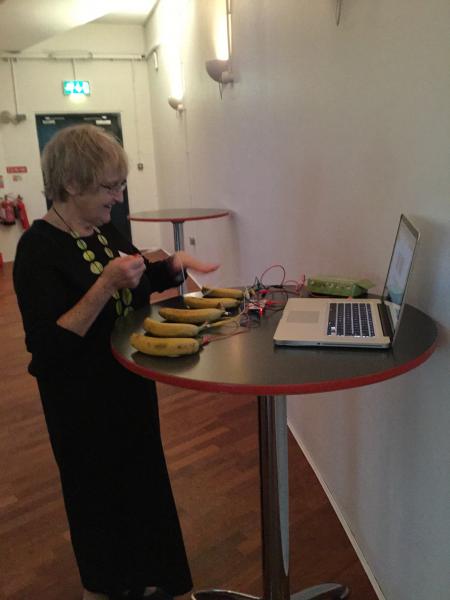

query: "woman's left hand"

left=171, top=251, right=220, bottom=274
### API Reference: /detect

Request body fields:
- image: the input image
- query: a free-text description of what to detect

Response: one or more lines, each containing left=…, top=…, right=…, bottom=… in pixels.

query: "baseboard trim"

left=287, top=419, right=386, bottom=600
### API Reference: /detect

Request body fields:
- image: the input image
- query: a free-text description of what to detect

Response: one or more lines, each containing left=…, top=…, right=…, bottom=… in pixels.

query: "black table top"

left=111, top=297, right=437, bottom=396
left=128, top=208, right=230, bottom=223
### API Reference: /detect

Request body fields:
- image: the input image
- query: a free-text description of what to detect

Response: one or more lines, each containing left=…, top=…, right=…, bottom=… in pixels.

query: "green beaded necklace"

left=52, top=205, right=134, bottom=317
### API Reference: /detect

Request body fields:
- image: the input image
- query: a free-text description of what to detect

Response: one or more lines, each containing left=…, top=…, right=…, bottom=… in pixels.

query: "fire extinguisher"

left=0, top=196, right=16, bottom=225
left=15, top=195, right=30, bottom=230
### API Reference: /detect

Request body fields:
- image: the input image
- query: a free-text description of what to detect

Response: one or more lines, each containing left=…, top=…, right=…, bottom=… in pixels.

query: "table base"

left=172, top=221, right=185, bottom=294
left=191, top=582, right=349, bottom=599
left=192, top=396, right=350, bottom=600
left=191, top=591, right=258, bottom=600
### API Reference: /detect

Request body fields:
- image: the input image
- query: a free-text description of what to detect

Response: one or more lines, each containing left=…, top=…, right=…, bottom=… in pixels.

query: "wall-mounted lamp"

left=336, top=0, right=343, bottom=26
left=205, top=0, right=234, bottom=93
left=168, top=96, right=184, bottom=112
left=4, top=59, right=26, bottom=125
left=205, top=59, right=233, bottom=84
left=146, top=43, right=160, bottom=71
left=0, top=110, right=26, bottom=125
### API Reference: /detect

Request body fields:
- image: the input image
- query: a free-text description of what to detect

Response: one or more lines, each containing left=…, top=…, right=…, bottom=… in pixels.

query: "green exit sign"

left=62, top=80, right=91, bottom=96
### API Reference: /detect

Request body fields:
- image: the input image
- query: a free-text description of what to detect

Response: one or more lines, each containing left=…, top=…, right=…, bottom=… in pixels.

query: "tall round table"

left=111, top=297, right=437, bottom=600
left=129, top=208, right=230, bottom=294
left=129, top=208, right=230, bottom=253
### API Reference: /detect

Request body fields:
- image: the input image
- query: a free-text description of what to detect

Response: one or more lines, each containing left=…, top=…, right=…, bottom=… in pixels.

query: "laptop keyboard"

left=327, top=302, right=375, bottom=337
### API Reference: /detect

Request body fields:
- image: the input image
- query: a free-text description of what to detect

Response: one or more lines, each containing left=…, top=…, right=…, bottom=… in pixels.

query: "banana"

left=202, top=286, right=244, bottom=299
left=130, top=333, right=200, bottom=357
left=143, top=317, right=200, bottom=337
left=183, top=296, right=240, bottom=310
left=159, top=306, right=224, bottom=324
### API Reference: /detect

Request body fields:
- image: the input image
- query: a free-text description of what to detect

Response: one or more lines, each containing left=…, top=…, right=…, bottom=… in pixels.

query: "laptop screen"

left=382, top=215, right=419, bottom=335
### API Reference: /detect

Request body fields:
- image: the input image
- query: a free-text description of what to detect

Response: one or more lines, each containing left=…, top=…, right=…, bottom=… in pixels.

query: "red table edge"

left=128, top=210, right=230, bottom=223
left=111, top=338, right=437, bottom=396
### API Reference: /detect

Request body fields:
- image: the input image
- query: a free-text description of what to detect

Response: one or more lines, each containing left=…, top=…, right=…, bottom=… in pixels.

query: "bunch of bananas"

left=130, top=287, right=243, bottom=358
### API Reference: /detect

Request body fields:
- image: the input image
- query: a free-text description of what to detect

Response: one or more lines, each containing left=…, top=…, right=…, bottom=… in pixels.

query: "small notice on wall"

left=6, top=166, right=28, bottom=174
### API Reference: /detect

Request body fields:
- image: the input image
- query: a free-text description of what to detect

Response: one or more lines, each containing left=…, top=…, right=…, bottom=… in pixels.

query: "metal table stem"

left=192, top=395, right=349, bottom=600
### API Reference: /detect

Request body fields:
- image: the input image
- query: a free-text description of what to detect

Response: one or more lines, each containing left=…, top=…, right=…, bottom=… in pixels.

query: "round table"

left=129, top=208, right=230, bottom=253
left=111, top=298, right=437, bottom=600
left=129, top=208, right=230, bottom=294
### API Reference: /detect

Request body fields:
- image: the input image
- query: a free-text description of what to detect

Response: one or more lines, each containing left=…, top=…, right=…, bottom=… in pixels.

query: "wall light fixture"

left=168, top=96, right=184, bottom=112
left=205, top=0, right=234, bottom=91
left=146, top=43, right=160, bottom=70
left=336, top=0, right=343, bottom=26
left=0, top=110, right=26, bottom=125
left=157, top=0, right=188, bottom=111
left=205, top=59, right=233, bottom=84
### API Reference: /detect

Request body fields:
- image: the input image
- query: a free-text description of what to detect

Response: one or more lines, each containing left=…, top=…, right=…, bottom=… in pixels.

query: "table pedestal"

left=173, top=221, right=185, bottom=252
left=172, top=222, right=186, bottom=294
left=191, top=395, right=349, bottom=600
left=172, top=221, right=187, bottom=296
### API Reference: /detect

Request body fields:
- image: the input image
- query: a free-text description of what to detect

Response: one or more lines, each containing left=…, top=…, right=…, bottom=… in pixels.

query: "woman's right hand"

left=56, top=255, right=145, bottom=337
left=101, top=255, right=146, bottom=292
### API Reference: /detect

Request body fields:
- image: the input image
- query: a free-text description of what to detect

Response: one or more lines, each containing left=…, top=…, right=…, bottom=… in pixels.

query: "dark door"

left=35, top=113, right=131, bottom=241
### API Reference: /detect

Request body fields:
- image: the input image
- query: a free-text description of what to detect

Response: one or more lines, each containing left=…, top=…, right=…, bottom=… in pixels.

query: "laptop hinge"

left=378, top=302, right=393, bottom=339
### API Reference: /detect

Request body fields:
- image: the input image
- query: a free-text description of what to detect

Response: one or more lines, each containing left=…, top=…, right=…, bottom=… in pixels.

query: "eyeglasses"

left=99, top=180, right=127, bottom=194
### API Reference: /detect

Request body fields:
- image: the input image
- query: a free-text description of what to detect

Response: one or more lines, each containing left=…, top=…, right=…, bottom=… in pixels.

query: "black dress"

left=13, top=220, right=192, bottom=596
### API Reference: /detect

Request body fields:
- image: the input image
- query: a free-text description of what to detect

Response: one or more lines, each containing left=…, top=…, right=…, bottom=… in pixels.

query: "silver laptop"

left=273, top=215, right=419, bottom=348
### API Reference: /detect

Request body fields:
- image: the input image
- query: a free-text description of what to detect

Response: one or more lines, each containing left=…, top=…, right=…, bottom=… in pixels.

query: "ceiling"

left=0, top=0, right=159, bottom=53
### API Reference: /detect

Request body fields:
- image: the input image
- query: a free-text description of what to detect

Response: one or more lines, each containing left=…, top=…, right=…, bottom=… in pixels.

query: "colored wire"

left=259, top=264, right=286, bottom=288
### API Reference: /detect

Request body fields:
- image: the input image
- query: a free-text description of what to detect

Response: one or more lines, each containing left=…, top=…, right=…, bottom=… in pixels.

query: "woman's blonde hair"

left=41, top=124, right=128, bottom=202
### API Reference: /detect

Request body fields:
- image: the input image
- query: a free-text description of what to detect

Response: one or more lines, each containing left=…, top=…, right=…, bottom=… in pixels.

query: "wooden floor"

left=0, top=260, right=378, bottom=600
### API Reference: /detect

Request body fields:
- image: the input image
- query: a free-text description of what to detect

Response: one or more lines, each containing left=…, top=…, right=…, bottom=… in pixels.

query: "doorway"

left=35, top=113, right=132, bottom=241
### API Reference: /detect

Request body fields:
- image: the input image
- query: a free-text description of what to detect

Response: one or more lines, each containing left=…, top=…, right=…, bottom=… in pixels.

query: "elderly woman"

left=13, top=124, right=219, bottom=600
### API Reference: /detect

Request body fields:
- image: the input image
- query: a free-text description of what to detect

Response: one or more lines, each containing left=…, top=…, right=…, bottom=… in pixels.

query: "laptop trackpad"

left=287, top=310, right=320, bottom=324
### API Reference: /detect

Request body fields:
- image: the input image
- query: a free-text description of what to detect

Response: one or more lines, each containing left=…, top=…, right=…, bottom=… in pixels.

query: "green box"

left=306, top=276, right=374, bottom=298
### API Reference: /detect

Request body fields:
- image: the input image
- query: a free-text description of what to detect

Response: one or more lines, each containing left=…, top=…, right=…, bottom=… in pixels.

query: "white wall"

left=144, top=1, right=450, bottom=599
left=0, top=23, right=161, bottom=261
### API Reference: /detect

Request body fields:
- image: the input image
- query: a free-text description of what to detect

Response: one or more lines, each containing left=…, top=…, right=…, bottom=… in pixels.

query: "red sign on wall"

left=6, top=166, right=28, bottom=174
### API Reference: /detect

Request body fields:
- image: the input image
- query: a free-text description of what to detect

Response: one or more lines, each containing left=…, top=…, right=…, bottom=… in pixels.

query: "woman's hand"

left=102, top=255, right=146, bottom=292
left=171, top=251, right=220, bottom=275
left=56, top=255, right=145, bottom=338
